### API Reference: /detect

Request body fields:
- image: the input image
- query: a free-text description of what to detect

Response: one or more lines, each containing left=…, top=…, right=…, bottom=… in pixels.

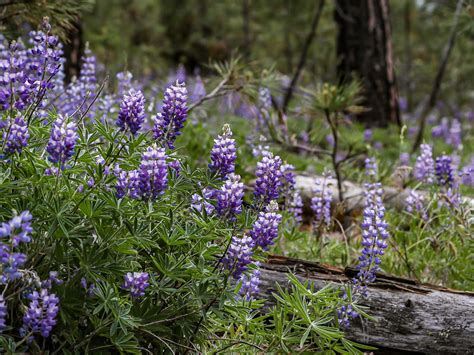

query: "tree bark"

left=260, top=255, right=474, bottom=354
left=63, top=19, right=83, bottom=84
left=335, top=0, right=400, bottom=127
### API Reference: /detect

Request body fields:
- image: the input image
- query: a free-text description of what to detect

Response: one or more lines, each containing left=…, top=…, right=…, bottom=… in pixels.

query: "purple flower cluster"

left=337, top=304, right=359, bottom=328
left=3, top=115, right=29, bottom=155
left=46, top=114, right=78, bottom=167
left=249, top=201, right=282, bottom=250
left=280, top=163, right=296, bottom=194
left=238, top=262, right=261, bottom=301
left=216, top=174, right=244, bottom=221
left=258, top=87, right=272, bottom=112
left=191, top=188, right=216, bottom=214
left=435, top=155, right=454, bottom=188
left=356, top=182, right=389, bottom=286
left=311, top=178, right=332, bottom=228
left=114, top=146, right=168, bottom=201
left=21, top=288, right=59, bottom=338
left=413, top=144, right=435, bottom=184
left=137, top=145, right=168, bottom=201
left=122, top=272, right=150, bottom=298
left=153, top=81, right=188, bottom=149
left=191, top=75, right=206, bottom=103
left=406, top=190, right=428, bottom=221
left=460, top=157, right=474, bottom=187
left=222, top=235, right=255, bottom=277
left=0, top=211, right=33, bottom=282
left=254, top=151, right=282, bottom=204
left=432, top=118, right=462, bottom=149
left=209, top=124, right=236, bottom=177
left=364, top=157, right=378, bottom=178
left=116, top=89, right=146, bottom=135
left=288, top=190, right=303, bottom=223
left=41, top=271, right=63, bottom=289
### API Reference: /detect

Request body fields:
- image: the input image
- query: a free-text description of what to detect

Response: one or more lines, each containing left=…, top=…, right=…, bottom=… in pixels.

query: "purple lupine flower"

left=191, top=193, right=215, bottom=214
left=249, top=201, right=282, bottom=250
left=41, top=271, right=63, bottom=289
left=406, top=190, right=428, bottom=221
left=363, top=129, right=372, bottom=142
left=21, top=288, right=59, bottom=338
left=325, top=134, right=335, bottom=147
left=448, top=119, right=462, bottom=149
left=116, top=89, right=145, bottom=135
left=238, top=262, right=261, bottom=300
left=8, top=210, right=33, bottom=247
left=46, top=114, right=78, bottom=167
left=137, top=145, right=168, bottom=201
left=122, top=272, right=150, bottom=298
left=311, top=178, right=332, bottom=227
left=0, top=41, right=29, bottom=111
left=356, top=181, right=389, bottom=287
left=209, top=124, right=237, bottom=177
left=289, top=190, right=303, bottom=223
left=191, top=75, right=206, bottom=103
left=435, top=155, right=454, bottom=188
left=44, top=167, right=59, bottom=176
left=337, top=304, right=359, bottom=328
left=460, top=158, right=474, bottom=187
left=399, top=97, right=408, bottom=112
left=117, top=71, right=134, bottom=98
left=152, top=81, right=187, bottom=149
left=280, top=163, right=296, bottom=194
left=413, top=144, right=435, bottom=184
left=251, top=140, right=270, bottom=158
left=168, top=159, right=181, bottom=176
left=365, top=157, right=378, bottom=178
left=114, top=164, right=129, bottom=198
left=254, top=151, right=282, bottom=204
left=258, top=87, right=272, bottom=112
left=0, top=211, right=32, bottom=283
left=0, top=295, right=6, bottom=332
left=216, top=173, right=244, bottom=220
left=222, top=235, right=254, bottom=278
left=399, top=152, right=410, bottom=166
left=3, top=115, right=29, bottom=155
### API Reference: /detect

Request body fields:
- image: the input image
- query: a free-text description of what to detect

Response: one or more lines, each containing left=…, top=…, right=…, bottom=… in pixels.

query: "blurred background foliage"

left=3, top=0, right=474, bottom=110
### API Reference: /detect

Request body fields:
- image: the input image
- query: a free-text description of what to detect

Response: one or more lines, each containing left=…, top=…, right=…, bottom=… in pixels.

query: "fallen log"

left=260, top=255, right=474, bottom=354
left=294, top=174, right=474, bottom=214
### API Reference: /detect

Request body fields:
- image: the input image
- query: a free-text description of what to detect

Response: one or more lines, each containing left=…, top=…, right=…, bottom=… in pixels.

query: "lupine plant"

left=0, top=22, right=374, bottom=353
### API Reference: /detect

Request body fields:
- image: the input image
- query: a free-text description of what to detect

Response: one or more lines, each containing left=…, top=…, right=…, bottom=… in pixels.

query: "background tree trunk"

left=335, top=0, right=400, bottom=127
left=63, top=19, right=83, bottom=84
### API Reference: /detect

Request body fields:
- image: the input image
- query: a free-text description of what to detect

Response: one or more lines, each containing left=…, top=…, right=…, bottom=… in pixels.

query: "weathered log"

left=260, top=255, right=474, bottom=354
left=294, top=174, right=474, bottom=214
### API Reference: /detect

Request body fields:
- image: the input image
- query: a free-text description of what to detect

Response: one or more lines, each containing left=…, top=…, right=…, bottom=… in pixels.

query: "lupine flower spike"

left=209, top=124, right=237, bottom=178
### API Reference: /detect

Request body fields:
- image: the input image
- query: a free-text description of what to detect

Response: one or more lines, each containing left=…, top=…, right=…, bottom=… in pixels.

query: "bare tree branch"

left=282, top=0, right=325, bottom=113
left=411, top=0, right=463, bottom=152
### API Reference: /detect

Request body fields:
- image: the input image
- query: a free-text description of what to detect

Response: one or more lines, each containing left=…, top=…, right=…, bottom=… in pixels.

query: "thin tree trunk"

left=282, top=0, right=325, bottom=113
left=335, top=0, right=400, bottom=127
left=63, top=19, right=83, bottom=84
left=411, top=0, right=463, bottom=152
left=403, top=0, right=413, bottom=111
